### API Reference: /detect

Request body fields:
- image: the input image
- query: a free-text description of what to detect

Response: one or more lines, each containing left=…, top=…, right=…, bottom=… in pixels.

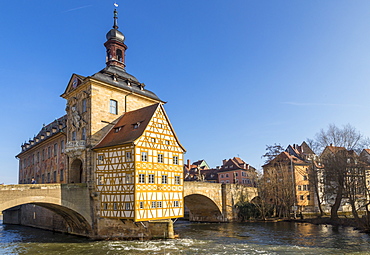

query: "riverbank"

left=287, top=217, right=370, bottom=233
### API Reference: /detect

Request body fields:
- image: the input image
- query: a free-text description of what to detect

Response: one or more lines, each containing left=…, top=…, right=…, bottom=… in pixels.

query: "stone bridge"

left=0, top=184, right=92, bottom=236
left=0, top=182, right=258, bottom=235
left=184, top=182, right=258, bottom=222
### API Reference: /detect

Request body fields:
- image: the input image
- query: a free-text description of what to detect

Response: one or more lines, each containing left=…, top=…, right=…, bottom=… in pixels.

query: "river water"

left=1, top=220, right=370, bottom=254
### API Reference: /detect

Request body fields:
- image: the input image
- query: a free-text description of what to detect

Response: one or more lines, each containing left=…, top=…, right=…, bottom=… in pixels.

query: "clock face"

left=72, top=77, right=78, bottom=88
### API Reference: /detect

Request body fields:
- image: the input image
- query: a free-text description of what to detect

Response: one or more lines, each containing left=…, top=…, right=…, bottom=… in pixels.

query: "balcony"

left=65, top=140, right=86, bottom=158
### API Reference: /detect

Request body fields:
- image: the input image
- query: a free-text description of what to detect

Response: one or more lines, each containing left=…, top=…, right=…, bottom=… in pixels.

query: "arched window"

left=116, top=49, right=123, bottom=62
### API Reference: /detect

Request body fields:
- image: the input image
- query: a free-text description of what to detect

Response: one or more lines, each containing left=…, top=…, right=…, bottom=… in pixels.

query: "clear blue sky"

left=2, top=1, right=370, bottom=184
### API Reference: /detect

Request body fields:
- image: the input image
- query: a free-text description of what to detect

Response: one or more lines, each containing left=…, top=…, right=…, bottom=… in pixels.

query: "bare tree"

left=262, top=143, right=285, bottom=164
left=321, top=149, right=349, bottom=220
left=263, top=161, right=295, bottom=218
left=315, top=124, right=363, bottom=153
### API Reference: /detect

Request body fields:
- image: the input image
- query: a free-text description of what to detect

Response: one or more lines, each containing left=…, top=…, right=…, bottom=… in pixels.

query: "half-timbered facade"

left=94, top=104, right=185, bottom=221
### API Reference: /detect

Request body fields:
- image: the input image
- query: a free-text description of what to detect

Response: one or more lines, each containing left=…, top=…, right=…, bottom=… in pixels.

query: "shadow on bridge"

left=184, top=194, right=224, bottom=222
left=0, top=184, right=93, bottom=237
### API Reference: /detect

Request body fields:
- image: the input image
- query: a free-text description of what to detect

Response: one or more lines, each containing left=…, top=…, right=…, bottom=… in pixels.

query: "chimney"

left=187, top=159, right=191, bottom=169
left=223, top=159, right=227, bottom=165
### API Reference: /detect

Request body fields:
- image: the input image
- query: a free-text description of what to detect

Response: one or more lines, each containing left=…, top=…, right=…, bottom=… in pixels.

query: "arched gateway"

left=70, top=159, right=83, bottom=183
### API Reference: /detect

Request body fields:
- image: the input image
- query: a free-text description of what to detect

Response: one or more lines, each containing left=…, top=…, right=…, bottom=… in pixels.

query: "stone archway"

left=184, top=194, right=224, bottom=222
left=70, top=159, right=83, bottom=183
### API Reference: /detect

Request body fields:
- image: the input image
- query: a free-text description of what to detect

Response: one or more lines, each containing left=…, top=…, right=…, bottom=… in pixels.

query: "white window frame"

left=141, top=152, right=148, bottom=162
left=162, top=175, right=168, bottom=184
left=175, top=176, right=180, bottom=185
left=158, top=154, right=164, bottom=163
left=148, top=174, right=155, bottom=184
left=173, top=156, right=178, bottom=165
left=110, top=99, right=118, bottom=114
left=139, top=174, right=145, bottom=184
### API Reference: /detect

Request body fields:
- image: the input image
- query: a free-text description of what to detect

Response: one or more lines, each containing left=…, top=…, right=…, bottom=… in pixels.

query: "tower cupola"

left=104, top=9, right=127, bottom=69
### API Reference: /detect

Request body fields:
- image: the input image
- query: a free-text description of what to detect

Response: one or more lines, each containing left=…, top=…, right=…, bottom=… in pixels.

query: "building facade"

left=12, top=9, right=185, bottom=238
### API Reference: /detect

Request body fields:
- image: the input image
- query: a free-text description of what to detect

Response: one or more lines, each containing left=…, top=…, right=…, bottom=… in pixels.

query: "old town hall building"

left=15, top=9, right=185, bottom=227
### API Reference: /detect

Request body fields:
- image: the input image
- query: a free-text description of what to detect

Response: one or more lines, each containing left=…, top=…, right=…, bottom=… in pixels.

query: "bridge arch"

left=184, top=194, right=224, bottom=222
left=0, top=184, right=92, bottom=236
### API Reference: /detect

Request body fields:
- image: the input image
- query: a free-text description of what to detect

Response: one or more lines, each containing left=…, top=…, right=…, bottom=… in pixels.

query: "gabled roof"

left=361, top=149, right=370, bottom=155
left=93, top=103, right=185, bottom=152
left=93, top=104, right=159, bottom=149
left=263, top=151, right=307, bottom=167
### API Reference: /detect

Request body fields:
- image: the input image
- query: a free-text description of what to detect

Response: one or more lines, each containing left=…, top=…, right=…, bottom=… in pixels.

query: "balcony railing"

left=65, top=140, right=86, bottom=158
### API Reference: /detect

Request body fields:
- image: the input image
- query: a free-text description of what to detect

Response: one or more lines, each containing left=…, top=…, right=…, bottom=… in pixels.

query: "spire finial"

left=113, top=6, right=119, bottom=30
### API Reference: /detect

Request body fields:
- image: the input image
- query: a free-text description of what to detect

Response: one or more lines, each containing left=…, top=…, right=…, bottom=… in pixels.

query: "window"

left=300, top=195, right=304, bottom=200
left=298, top=185, right=302, bottom=191
left=303, top=185, right=307, bottom=191
left=158, top=154, right=164, bottom=163
left=104, top=203, right=108, bottom=210
left=234, top=172, right=238, bottom=177
left=125, top=203, right=130, bottom=210
left=303, top=175, right=308, bottom=181
left=307, top=195, right=311, bottom=200
left=148, top=174, right=155, bottom=184
left=165, top=140, right=170, bottom=145
left=42, top=174, right=45, bottom=184
left=37, top=152, right=39, bottom=163
left=126, top=152, right=132, bottom=162
left=54, top=143, right=58, bottom=156
left=157, top=201, right=162, bottom=208
left=82, top=98, right=87, bottom=113
left=113, top=203, right=118, bottom=210
left=125, top=174, right=132, bottom=184
left=151, top=138, right=156, bottom=143
left=42, top=149, right=45, bottom=161
left=139, top=174, right=145, bottom=184
left=53, top=171, right=57, bottom=182
left=151, top=201, right=156, bottom=208
left=47, top=147, right=51, bottom=159
left=173, top=156, right=178, bottom=165
left=174, top=201, right=179, bottom=207
left=175, top=176, right=180, bottom=185
left=98, top=176, right=104, bottom=185
left=60, top=169, right=64, bottom=181
left=114, top=126, right=122, bottom=133
left=139, top=202, right=144, bottom=209
left=72, top=131, right=76, bottom=141
left=82, top=127, right=86, bottom=140
left=98, top=155, right=104, bottom=164
left=61, top=140, right=65, bottom=153
left=116, top=49, right=123, bottom=62
left=226, top=174, right=229, bottom=178
left=221, top=174, right=224, bottom=178
left=47, top=173, right=50, bottom=183
left=162, top=175, right=168, bottom=184
left=141, top=152, right=148, bottom=162
left=110, top=99, right=118, bottom=114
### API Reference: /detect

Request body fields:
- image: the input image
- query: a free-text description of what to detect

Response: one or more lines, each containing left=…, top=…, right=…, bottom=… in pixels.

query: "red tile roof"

left=93, top=103, right=159, bottom=149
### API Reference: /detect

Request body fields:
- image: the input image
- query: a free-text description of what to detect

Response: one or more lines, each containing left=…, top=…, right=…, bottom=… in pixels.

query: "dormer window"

left=133, top=122, right=140, bottom=129
left=114, top=126, right=123, bottom=133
